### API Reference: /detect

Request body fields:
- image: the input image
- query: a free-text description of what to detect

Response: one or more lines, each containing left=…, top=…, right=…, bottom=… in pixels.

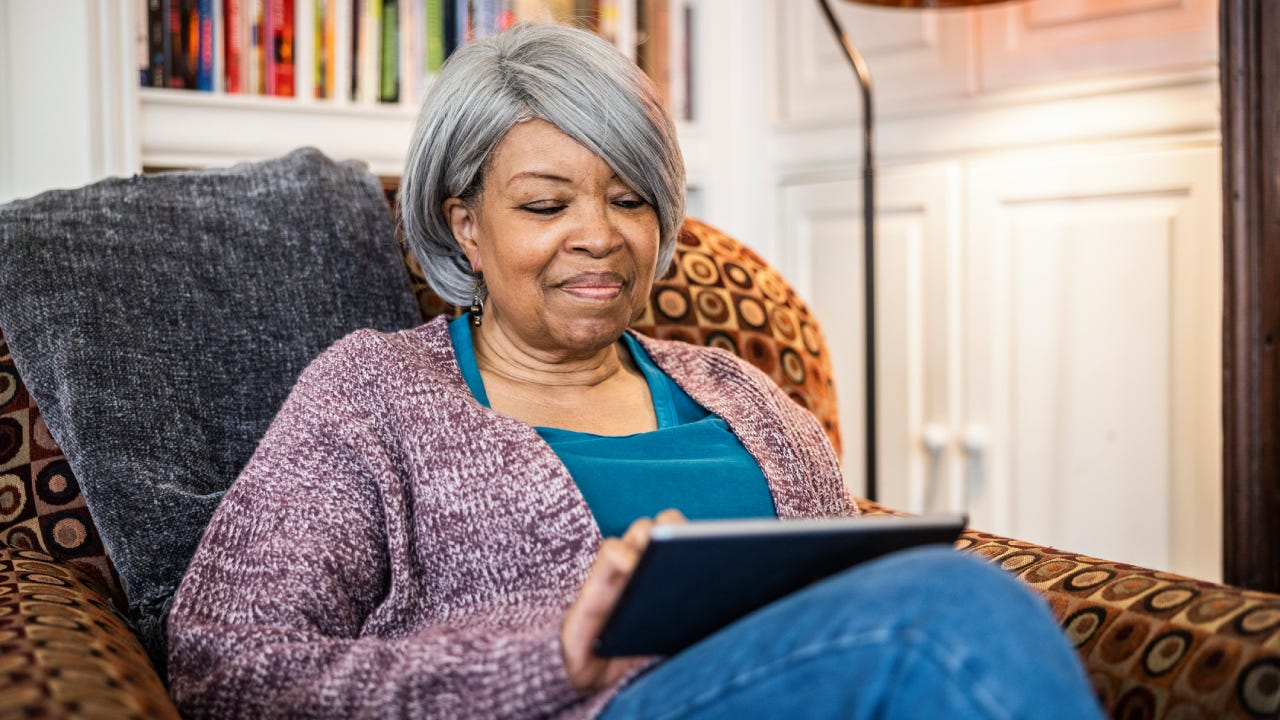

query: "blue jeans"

left=599, top=546, right=1103, bottom=720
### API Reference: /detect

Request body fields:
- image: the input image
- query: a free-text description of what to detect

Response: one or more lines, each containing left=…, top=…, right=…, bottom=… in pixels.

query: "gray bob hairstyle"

left=398, top=22, right=687, bottom=307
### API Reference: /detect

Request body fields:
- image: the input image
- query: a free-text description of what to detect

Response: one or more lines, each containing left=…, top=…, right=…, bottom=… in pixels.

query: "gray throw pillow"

left=0, top=148, right=422, bottom=667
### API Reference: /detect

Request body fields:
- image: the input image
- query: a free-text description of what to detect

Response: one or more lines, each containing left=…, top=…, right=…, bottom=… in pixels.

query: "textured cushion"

left=0, top=328, right=125, bottom=608
left=0, top=545, right=179, bottom=719
left=0, top=149, right=422, bottom=665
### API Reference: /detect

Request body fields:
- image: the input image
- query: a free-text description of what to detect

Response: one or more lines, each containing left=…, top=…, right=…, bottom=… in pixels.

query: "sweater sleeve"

left=166, top=340, right=589, bottom=720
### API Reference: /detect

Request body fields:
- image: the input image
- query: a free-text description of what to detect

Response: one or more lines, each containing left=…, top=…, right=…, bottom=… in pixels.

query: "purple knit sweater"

left=167, top=315, right=857, bottom=719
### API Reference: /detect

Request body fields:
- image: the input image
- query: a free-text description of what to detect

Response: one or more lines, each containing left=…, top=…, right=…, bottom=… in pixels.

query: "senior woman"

left=167, top=22, right=1102, bottom=720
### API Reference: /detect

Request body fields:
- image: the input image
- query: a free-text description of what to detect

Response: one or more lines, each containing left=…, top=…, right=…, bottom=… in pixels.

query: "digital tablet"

left=593, top=513, right=967, bottom=657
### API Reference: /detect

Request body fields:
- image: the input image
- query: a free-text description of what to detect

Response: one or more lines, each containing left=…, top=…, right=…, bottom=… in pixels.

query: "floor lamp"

left=815, top=0, right=1015, bottom=503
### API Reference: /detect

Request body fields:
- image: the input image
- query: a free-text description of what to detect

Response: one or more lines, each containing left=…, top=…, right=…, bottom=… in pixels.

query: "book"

left=147, top=0, right=169, bottom=88
left=425, top=0, right=445, bottom=73
left=380, top=0, right=399, bottom=103
left=355, top=0, right=383, bottom=103
left=249, top=0, right=266, bottom=94
left=196, top=0, right=215, bottom=91
left=441, top=0, right=457, bottom=59
left=636, top=0, right=668, bottom=110
left=316, top=0, right=333, bottom=98
left=180, top=0, right=200, bottom=89
left=472, top=0, right=497, bottom=39
left=224, top=0, right=245, bottom=93
left=270, top=0, right=296, bottom=96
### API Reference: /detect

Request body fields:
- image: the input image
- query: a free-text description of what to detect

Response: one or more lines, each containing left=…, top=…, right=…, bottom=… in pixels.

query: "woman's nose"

left=569, top=202, right=624, bottom=258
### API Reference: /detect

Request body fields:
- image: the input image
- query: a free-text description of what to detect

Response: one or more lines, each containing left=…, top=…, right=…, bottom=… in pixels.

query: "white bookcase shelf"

left=139, top=88, right=702, bottom=183
left=139, top=88, right=419, bottom=176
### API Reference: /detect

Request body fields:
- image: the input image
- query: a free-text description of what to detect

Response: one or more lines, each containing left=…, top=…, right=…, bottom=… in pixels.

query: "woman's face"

left=445, top=119, right=661, bottom=357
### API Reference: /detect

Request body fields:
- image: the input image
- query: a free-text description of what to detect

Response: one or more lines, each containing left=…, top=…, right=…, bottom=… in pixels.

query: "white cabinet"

left=779, top=163, right=965, bottom=515
left=979, top=0, right=1218, bottom=91
left=769, top=0, right=1221, bottom=580
left=780, top=143, right=1222, bottom=581
left=964, top=145, right=1222, bottom=581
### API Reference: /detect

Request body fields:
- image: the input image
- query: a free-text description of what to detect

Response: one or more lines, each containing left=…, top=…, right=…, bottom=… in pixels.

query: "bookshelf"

left=134, top=0, right=694, bottom=177
left=0, top=2, right=697, bottom=194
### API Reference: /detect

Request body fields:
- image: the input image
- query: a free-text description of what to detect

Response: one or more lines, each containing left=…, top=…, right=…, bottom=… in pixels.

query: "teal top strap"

left=448, top=315, right=777, bottom=537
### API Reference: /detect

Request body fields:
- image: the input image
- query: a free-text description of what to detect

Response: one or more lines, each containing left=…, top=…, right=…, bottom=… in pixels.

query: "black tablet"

left=593, top=514, right=967, bottom=657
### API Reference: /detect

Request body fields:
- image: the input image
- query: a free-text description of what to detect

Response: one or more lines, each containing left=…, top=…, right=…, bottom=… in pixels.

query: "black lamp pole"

left=816, top=0, right=877, bottom=502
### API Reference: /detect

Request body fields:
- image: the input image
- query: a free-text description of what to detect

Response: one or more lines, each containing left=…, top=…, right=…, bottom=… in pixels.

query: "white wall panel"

left=771, top=0, right=974, bottom=126
left=965, top=145, right=1222, bottom=580
left=979, top=0, right=1217, bottom=91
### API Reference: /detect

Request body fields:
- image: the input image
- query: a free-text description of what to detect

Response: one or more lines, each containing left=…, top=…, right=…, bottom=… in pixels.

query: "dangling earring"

left=470, top=274, right=485, bottom=327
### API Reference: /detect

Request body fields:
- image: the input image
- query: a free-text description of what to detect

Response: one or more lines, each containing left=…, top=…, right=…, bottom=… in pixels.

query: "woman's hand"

left=560, top=509, right=687, bottom=692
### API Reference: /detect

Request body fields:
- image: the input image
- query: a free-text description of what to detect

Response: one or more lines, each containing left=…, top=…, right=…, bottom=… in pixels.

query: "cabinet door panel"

left=779, top=164, right=963, bottom=510
left=978, top=0, right=1217, bottom=90
left=770, top=0, right=974, bottom=126
left=966, top=146, right=1221, bottom=580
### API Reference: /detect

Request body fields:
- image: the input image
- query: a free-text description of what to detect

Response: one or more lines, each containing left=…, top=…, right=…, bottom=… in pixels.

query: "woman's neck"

left=471, top=317, right=631, bottom=391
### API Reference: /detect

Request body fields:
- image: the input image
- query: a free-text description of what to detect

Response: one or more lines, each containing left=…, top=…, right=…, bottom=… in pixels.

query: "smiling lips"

left=557, top=272, right=627, bottom=300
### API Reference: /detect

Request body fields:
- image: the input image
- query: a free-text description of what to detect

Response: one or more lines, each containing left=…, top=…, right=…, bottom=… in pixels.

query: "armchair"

left=0, top=153, right=1276, bottom=719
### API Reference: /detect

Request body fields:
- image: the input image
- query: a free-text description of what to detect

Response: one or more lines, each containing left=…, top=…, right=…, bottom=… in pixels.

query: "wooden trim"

left=1221, top=0, right=1280, bottom=591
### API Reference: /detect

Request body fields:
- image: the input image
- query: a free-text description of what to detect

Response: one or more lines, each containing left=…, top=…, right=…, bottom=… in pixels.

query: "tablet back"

left=594, top=515, right=966, bottom=657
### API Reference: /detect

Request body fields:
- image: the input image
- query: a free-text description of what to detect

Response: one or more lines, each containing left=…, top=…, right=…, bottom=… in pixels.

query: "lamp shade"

left=846, top=0, right=1014, bottom=7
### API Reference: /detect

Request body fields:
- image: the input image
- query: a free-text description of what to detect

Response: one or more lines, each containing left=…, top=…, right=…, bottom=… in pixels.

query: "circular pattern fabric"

left=0, top=329, right=126, bottom=608
left=0, top=546, right=181, bottom=719
left=931, top=518, right=1280, bottom=720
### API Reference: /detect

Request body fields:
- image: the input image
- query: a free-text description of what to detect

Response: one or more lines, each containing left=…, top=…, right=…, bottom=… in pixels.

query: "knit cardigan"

left=167, top=315, right=858, bottom=719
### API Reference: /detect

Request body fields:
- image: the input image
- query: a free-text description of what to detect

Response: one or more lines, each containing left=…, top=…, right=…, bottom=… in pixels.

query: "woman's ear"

left=442, top=197, right=482, bottom=272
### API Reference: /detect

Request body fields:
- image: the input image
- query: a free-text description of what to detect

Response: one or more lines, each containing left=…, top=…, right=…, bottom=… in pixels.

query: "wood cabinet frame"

left=1221, top=0, right=1280, bottom=591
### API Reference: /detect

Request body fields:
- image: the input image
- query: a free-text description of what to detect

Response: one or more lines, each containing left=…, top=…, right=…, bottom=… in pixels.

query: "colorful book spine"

left=400, top=0, right=420, bottom=106
left=316, top=0, right=332, bottom=98
left=472, top=0, right=496, bottom=39
left=427, top=0, right=446, bottom=71
left=356, top=0, right=382, bottom=103
left=270, top=0, right=296, bottom=96
left=248, top=0, right=265, bottom=94
left=224, top=0, right=244, bottom=93
left=380, top=0, right=399, bottom=102
left=181, top=0, right=200, bottom=88
left=196, top=0, right=215, bottom=90
left=147, top=0, right=169, bottom=87
left=497, top=0, right=515, bottom=31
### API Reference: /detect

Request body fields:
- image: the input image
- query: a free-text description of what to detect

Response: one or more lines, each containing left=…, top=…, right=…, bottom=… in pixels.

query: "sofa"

left=0, top=150, right=1277, bottom=719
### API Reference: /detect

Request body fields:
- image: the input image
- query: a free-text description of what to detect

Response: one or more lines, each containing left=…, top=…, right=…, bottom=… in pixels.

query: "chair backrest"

left=1, top=215, right=841, bottom=606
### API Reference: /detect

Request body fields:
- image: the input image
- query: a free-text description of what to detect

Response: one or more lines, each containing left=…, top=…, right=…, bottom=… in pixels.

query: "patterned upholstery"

left=0, top=200, right=1277, bottom=718
left=0, top=545, right=178, bottom=719
left=0, top=329, right=124, bottom=608
left=859, top=498, right=1280, bottom=719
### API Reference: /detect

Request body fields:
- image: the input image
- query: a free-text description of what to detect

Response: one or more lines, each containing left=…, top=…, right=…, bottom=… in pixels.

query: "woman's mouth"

left=557, top=272, right=626, bottom=300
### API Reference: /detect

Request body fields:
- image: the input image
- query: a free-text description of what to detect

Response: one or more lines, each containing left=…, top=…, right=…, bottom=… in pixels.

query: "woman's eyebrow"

left=507, top=171, right=574, bottom=185
left=505, top=171, right=625, bottom=186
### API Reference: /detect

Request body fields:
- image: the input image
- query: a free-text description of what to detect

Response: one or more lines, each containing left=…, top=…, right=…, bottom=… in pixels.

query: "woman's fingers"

left=654, top=508, right=687, bottom=525
left=562, top=513, right=688, bottom=691
left=620, top=516, right=653, bottom=552
left=561, top=538, right=645, bottom=690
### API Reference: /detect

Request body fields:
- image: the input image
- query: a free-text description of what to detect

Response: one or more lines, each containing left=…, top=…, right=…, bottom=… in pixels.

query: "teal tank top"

left=448, top=315, right=777, bottom=537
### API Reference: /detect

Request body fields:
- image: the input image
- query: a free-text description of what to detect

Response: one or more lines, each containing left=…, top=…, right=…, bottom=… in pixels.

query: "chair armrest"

left=958, top=529, right=1280, bottom=719
left=0, top=544, right=180, bottom=719
left=854, top=498, right=1279, bottom=717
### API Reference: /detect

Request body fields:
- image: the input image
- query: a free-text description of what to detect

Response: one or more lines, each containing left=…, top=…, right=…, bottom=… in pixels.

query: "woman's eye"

left=613, top=198, right=648, bottom=210
left=522, top=203, right=565, bottom=216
